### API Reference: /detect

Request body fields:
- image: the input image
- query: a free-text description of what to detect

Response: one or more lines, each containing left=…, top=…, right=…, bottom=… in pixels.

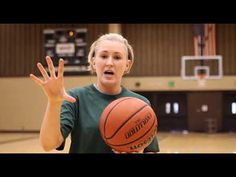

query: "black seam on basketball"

left=107, top=116, right=157, bottom=147
left=106, top=104, right=149, bottom=139
left=103, top=97, right=134, bottom=139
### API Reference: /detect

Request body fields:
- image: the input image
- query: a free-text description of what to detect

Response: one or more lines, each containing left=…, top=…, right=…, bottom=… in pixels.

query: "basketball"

left=99, top=97, right=158, bottom=153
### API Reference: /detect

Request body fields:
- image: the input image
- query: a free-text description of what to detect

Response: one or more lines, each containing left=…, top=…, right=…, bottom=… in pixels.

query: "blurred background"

left=0, top=23, right=236, bottom=153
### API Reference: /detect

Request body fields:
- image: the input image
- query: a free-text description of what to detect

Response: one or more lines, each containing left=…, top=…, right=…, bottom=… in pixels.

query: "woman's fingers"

left=46, top=56, right=56, bottom=78
left=37, top=63, right=50, bottom=81
left=57, top=58, right=64, bottom=78
left=112, top=149, right=127, bottom=154
left=32, top=56, right=71, bottom=103
left=36, top=56, right=63, bottom=80
left=112, top=148, right=144, bottom=154
left=29, top=74, right=43, bottom=86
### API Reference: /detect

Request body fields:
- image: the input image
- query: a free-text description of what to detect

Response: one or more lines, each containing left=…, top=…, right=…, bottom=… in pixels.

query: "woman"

left=30, top=33, right=159, bottom=153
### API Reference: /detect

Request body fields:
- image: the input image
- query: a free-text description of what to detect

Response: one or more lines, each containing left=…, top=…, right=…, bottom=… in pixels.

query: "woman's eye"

left=101, top=55, right=107, bottom=59
left=114, top=56, right=121, bottom=60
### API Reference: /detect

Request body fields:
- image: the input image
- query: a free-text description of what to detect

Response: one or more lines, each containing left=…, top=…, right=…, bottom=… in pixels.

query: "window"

left=232, top=102, right=236, bottom=114
left=173, top=102, right=179, bottom=114
left=165, top=102, right=171, bottom=114
left=165, top=102, right=180, bottom=114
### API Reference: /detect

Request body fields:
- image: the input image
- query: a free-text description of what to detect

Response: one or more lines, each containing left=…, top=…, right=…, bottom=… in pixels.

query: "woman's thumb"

left=64, top=94, right=76, bottom=103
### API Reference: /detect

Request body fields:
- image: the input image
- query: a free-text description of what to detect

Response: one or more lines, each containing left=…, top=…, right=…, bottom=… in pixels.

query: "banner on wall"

left=193, top=24, right=216, bottom=56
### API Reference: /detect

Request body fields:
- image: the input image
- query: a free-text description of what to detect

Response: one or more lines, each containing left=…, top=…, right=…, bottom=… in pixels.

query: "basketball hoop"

left=196, top=74, right=207, bottom=87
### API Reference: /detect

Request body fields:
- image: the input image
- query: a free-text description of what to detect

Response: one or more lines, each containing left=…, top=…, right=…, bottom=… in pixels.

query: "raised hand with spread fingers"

left=30, top=56, right=76, bottom=151
left=30, top=56, right=76, bottom=103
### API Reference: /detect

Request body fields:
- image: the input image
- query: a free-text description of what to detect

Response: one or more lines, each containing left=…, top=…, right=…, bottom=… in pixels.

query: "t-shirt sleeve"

left=60, top=99, right=78, bottom=140
left=144, top=136, right=160, bottom=152
left=56, top=99, right=77, bottom=151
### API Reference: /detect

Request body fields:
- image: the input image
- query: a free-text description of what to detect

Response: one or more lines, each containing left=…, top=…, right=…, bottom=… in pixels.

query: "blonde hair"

left=88, top=33, right=134, bottom=72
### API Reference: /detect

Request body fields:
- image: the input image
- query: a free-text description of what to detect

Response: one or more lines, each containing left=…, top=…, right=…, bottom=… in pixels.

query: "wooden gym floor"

left=0, top=131, right=236, bottom=153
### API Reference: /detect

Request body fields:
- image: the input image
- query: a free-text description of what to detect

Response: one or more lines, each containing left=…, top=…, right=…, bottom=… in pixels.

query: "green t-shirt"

left=59, top=84, right=160, bottom=153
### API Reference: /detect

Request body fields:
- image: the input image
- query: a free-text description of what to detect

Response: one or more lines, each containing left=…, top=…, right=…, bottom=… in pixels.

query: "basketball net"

left=196, top=74, right=207, bottom=87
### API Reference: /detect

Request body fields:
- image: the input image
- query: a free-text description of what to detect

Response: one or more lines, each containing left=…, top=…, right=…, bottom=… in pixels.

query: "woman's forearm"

left=39, top=101, right=64, bottom=151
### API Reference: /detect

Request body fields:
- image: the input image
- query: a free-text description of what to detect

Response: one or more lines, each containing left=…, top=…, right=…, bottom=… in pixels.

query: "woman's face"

left=92, top=40, right=131, bottom=89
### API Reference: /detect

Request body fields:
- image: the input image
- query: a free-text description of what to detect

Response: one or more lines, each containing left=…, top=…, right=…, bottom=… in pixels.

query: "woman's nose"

left=106, top=57, right=114, bottom=65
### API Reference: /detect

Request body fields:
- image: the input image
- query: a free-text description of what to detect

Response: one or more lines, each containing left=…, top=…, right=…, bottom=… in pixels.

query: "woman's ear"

left=90, top=57, right=96, bottom=72
left=125, top=59, right=133, bottom=74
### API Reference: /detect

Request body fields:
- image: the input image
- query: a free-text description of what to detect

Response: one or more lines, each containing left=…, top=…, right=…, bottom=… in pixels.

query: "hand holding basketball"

left=99, top=97, right=158, bottom=153
left=112, top=148, right=144, bottom=154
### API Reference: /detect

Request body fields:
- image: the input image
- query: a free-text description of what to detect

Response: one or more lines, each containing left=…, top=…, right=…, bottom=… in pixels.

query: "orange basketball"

left=99, top=97, right=158, bottom=153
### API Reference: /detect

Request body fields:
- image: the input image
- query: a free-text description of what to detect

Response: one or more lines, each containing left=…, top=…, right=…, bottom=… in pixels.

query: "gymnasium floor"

left=1, top=131, right=236, bottom=153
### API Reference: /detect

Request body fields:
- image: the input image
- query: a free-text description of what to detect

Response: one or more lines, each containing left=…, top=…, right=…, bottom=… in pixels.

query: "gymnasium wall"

left=0, top=24, right=108, bottom=77
left=0, top=24, right=236, bottom=131
left=122, top=24, right=236, bottom=76
left=0, top=24, right=236, bottom=77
